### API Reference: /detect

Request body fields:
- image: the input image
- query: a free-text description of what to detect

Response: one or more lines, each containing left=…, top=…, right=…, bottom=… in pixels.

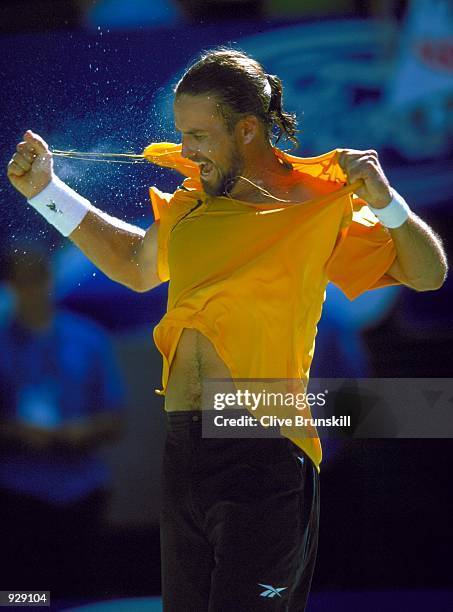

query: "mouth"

left=199, top=161, right=215, bottom=180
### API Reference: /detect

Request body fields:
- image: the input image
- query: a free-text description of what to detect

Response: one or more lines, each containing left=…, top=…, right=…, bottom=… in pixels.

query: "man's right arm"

left=7, top=130, right=161, bottom=292
left=69, top=210, right=160, bottom=292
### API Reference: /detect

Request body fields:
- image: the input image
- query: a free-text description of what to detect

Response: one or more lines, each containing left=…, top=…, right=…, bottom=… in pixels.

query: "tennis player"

left=7, top=48, right=447, bottom=611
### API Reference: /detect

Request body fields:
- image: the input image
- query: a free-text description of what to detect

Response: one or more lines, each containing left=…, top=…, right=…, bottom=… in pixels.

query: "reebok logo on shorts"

left=258, top=583, right=287, bottom=598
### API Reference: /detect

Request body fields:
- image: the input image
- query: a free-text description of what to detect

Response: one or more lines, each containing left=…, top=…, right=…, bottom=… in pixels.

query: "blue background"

left=1, top=4, right=452, bottom=610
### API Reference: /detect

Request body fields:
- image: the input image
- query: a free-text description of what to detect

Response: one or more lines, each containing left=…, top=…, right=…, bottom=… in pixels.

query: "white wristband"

left=367, top=188, right=411, bottom=229
left=27, top=176, right=91, bottom=237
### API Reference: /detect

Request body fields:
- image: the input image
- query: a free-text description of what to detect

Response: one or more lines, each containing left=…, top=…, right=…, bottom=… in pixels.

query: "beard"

left=200, top=146, right=245, bottom=197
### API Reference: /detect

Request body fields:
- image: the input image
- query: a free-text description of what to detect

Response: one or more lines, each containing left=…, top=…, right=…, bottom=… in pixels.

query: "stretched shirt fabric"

left=144, top=142, right=401, bottom=471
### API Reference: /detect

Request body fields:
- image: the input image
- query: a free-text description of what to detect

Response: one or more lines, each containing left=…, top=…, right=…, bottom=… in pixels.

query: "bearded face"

left=174, top=93, right=245, bottom=197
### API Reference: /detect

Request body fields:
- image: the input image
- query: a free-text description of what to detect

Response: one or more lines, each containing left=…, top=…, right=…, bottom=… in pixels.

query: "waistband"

left=164, top=410, right=316, bottom=471
left=165, top=409, right=251, bottom=432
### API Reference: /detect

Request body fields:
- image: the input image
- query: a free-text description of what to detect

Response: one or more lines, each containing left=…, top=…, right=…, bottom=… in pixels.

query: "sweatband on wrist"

left=367, top=188, right=411, bottom=229
left=27, top=176, right=91, bottom=237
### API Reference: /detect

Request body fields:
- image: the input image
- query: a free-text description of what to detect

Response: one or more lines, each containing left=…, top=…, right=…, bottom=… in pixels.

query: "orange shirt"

left=144, top=142, right=401, bottom=471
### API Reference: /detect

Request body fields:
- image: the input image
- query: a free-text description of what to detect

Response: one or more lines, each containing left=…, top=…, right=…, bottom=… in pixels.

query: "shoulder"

left=150, top=177, right=203, bottom=226
left=276, top=147, right=346, bottom=182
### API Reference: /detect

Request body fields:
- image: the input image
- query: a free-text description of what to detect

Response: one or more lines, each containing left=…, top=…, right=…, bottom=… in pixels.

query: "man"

left=0, top=248, right=125, bottom=597
left=7, top=48, right=447, bottom=611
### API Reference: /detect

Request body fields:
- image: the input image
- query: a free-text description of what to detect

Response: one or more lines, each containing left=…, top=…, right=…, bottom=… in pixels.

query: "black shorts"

left=160, top=410, right=320, bottom=611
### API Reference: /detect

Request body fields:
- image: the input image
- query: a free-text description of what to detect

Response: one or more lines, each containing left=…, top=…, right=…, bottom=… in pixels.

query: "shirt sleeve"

left=325, top=194, right=403, bottom=301
left=149, top=179, right=202, bottom=283
left=149, top=187, right=176, bottom=283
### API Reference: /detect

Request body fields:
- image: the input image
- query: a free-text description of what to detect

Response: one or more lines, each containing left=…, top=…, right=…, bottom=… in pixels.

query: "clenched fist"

left=7, top=130, right=53, bottom=199
left=336, top=148, right=393, bottom=209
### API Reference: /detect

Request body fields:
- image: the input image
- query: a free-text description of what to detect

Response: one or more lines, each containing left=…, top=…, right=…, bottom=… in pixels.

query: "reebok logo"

left=258, top=583, right=287, bottom=598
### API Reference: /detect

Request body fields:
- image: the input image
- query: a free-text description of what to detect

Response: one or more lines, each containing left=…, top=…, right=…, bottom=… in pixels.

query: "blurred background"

left=0, top=0, right=452, bottom=610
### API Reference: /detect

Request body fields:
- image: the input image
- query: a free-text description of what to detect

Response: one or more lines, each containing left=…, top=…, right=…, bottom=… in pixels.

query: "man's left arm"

left=338, top=149, right=448, bottom=291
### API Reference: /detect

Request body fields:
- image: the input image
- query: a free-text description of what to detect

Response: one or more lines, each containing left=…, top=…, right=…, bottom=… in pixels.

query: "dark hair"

left=175, top=47, right=299, bottom=148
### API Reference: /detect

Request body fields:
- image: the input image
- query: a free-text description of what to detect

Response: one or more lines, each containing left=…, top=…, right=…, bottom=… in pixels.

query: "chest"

left=168, top=194, right=345, bottom=297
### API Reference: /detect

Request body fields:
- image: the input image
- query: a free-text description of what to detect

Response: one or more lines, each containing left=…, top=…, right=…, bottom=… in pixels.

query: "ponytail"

left=266, top=74, right=299, bottom=148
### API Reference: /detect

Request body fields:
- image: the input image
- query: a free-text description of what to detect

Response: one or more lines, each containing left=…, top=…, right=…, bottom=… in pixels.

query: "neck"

left=228, top=141, right=293, bottom=200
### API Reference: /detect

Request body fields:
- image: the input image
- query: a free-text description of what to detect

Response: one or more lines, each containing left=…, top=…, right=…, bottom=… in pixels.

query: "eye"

left=193, top=134, right=206, bottom=142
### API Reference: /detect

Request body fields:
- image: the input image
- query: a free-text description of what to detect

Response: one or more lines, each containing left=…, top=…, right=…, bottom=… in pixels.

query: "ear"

left=237, top=115, right=259, bottom=145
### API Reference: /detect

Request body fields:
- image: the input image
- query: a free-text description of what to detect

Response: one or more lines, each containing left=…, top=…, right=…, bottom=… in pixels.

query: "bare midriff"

left=163, top=175, right=325, bottom=412
left=164, top=328, right=233, bottom=411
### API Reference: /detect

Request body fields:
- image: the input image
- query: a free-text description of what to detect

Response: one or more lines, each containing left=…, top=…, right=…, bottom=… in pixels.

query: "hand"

left=54, top=415, right=124, bottom=452
left=21, top=423, right=56, bottom=452
left=337, top=148, right=393, bottom=209
left=56, top=421, right=87, bottom=449
left=7, top=130, right=54, bottom=199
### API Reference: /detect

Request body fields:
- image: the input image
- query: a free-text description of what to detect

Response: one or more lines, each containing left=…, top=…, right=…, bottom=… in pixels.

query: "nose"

left=181, top=136, right=193, bottom=160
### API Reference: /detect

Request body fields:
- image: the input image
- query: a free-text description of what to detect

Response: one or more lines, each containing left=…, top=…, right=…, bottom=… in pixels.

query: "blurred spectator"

left=0, top=247, right=125, bottom=598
